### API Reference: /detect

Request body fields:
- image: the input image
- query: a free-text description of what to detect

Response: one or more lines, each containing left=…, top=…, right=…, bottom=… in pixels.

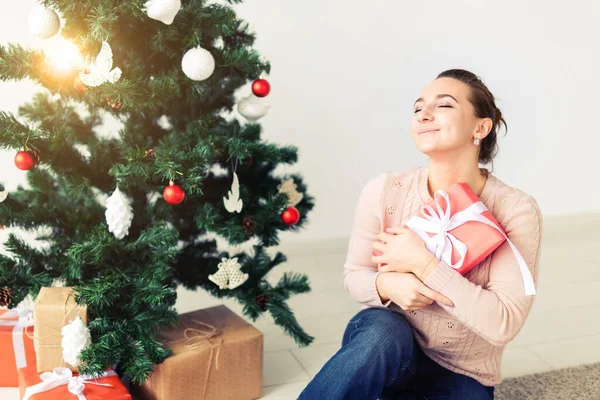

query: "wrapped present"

left=18, top=364, right=131, bottom=400
left=403, top=182, right=536, bottom=295
left=0, top=308, right=36, bottom=387
left=33, top=287, right=88, bottom=373
left=132, top=305, right=263, bottom=400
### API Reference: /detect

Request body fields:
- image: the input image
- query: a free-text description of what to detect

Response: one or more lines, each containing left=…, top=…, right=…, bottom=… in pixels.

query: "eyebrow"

left=414, top=94, right=459, bottom=106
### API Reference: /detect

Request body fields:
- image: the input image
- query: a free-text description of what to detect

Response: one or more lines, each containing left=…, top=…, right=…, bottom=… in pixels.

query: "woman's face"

left=411, top=77, right=485, bottom=159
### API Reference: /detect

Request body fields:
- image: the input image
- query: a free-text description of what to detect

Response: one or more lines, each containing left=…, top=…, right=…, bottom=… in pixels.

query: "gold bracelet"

left=419, top=256, right=438, bottom=281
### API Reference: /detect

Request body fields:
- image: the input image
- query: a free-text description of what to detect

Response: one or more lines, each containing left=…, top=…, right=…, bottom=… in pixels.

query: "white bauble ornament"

left=144, top=0, right=181, bottom=25
left=223, top=172, right=243, bottom=213
left=237, top=95, right=269, bottom=123
left=181, top=46, right=215, bottom=81
left=61, top=316, right=91, bottom=367
left=28, top=6, right=60, bottom=39
left=80, top=41, right=122, bottom=87
left=105, top=186, right=133, bottom=239
left=0, top=187, right=7, bottom=203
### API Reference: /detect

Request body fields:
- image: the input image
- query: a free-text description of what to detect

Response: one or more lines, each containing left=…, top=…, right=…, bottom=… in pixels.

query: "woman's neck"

left=427, top=161, right=488, bottom=197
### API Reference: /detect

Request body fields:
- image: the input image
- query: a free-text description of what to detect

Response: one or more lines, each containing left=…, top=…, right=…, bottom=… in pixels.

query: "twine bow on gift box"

left=0, top=307, right=34, bottom=370
left=22, top=367, right=116, bottom=400
left=405, top=189, right=537, bottom=296
left=181, top=319, right=223, bottom=370
left=154, top=318, right=223, bottom=399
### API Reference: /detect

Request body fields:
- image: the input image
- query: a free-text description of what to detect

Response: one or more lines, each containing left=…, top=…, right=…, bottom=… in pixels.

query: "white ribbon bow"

left=0, top=309, right=34, bottom=369
left=405, top=190, right=536, bottom=296
left=23, top=367, right=116, bottom=400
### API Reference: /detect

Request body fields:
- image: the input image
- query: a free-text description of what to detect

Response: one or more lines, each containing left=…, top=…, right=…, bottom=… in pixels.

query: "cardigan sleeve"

left=423, top=195, right=543, bottom=347
left=343, top=173, right=392, bottom=308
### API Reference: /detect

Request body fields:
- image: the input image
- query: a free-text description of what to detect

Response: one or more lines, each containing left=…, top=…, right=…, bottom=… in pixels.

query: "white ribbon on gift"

left=0, top=309, right=34, bottom=369
left=23, top=367, right=116, bottom=400
left=405, top=189, right=536, bottom=296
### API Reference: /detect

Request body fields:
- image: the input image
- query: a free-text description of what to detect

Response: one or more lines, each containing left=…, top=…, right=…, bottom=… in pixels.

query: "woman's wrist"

left=375, top=273, right=389, bottom=303
left=414, top=252, right=438, bottom=281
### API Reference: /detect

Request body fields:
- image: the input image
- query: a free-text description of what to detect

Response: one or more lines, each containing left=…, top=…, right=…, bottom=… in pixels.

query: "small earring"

left=473, top=138, right=480, bottom=145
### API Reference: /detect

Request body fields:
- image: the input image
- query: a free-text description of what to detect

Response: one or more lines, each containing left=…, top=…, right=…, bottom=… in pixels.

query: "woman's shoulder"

left=488, top=173, right=542, bottom=226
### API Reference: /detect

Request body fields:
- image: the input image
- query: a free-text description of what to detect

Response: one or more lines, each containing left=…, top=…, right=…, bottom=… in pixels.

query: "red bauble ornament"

left=163, top=182, right=185, bottom=205
left=14, top=151, right=36, bottom=170
left=251, top=79, right=271, bottom=97
left=73, top=74, right=86, bottom=92
left=281, top=206, right=300, bottom=225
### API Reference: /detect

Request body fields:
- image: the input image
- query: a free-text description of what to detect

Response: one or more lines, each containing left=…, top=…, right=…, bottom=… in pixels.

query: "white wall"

left=1, top=0, right=597, bottom=246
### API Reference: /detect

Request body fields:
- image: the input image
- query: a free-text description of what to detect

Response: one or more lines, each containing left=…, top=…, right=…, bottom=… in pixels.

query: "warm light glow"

left=44, top=37, right=84, bottom=74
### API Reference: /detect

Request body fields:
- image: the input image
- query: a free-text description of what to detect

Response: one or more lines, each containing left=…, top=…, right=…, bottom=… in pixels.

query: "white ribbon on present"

left=405, top=190, right=536, bottom=296
left=0, top=308, right=34, bottom=369
left=23, top=367, right=116, bottom=400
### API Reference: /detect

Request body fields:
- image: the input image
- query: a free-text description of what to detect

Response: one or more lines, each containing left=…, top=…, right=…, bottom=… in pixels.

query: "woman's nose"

left=418, top=106, right=433, bottom=122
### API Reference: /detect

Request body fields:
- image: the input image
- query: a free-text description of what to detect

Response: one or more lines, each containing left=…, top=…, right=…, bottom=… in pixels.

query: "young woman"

left=298, top=69, right=542, bottom=400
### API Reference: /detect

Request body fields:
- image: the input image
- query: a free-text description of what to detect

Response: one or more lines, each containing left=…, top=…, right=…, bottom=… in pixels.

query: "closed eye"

left=413, top=105, right=453, bottom=113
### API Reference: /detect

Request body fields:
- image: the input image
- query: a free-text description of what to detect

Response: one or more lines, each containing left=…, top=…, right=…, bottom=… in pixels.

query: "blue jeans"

left=298, top=307, right=495, bottom=400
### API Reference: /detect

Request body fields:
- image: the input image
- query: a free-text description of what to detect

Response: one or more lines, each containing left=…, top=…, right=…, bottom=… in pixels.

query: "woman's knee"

left=343, top=308, right=414, bottom=356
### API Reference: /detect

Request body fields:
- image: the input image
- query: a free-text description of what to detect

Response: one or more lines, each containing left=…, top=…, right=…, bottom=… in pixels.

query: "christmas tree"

left=0, top=0, right=315, bottom=383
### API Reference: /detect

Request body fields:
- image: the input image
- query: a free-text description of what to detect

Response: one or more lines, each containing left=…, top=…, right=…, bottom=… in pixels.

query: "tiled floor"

left=2, top=212, right=600, bottom=399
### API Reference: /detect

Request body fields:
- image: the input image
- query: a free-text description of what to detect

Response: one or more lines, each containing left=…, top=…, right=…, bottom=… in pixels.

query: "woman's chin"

left=415, top=144, right=438, bottom=154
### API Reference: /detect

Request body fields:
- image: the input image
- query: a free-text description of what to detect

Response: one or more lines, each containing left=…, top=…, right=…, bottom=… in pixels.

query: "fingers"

left=415, top=293, right=435, bottom=305
left=371, top=241, right=386, bottom=253
left=377, top=232, right=391, bottom=242
left=421, top=285, right=454, bottom=307
left=386, top=226, right=406, bottom=232
left=371, top=254, right=385, bottom=265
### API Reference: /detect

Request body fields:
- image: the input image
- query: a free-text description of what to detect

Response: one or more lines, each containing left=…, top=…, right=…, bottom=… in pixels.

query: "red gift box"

left=374, top=182, right=536, bottom=295
left=403, top=182, right=506, bottom=276
left=18, top=364, right=132, bottom=400
left=0, top=308, right=36, bottom=387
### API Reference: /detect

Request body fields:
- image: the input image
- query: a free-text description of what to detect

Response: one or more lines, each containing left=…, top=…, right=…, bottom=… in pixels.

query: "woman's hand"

left=377, top=272, right=454, bottom=310
left=371, top=226, right=436, bottom=275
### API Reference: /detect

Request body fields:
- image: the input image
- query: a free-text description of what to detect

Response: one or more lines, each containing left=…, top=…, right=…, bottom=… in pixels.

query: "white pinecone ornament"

left=105, top=186, right=133, bottom=239
left=61, top=316, right=91, bottom=367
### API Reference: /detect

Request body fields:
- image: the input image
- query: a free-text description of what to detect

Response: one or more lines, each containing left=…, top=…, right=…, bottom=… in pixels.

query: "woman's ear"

left=476, top=118, right=493, bottom=140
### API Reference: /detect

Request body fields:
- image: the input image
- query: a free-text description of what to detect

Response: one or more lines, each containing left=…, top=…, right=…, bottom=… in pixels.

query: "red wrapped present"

left=0, top=308, right=36, bottom=387
left=387, top=182, right=535, bottom=295
left=18, top=364, right=131, bottom=400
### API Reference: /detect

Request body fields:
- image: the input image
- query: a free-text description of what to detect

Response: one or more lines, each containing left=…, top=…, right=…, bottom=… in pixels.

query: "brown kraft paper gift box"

left=33, top=287, right=88, bottom=373
left=133, top=305, right=264, bottom=400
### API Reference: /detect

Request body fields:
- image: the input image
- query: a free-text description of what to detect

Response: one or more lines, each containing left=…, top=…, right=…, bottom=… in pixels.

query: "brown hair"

left=436, top=69, right=507, bottom=172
